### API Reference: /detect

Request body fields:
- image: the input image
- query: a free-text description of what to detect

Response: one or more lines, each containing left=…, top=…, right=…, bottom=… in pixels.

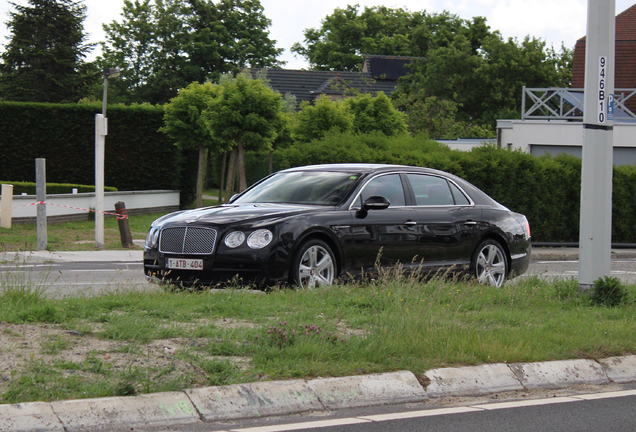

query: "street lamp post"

left=95, top=68, right=120, bottom=248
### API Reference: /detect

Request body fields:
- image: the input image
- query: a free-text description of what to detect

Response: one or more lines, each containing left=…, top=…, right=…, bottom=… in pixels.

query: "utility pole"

left=579, top=0, right=615, bottom=290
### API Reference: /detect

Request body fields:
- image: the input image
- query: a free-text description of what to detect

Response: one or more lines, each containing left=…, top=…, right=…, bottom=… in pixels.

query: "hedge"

left=0, top=181, right=118, bottom=195
left=274, top=132, right=636, bottom=243
left=0, top=102, right=198, bottom=207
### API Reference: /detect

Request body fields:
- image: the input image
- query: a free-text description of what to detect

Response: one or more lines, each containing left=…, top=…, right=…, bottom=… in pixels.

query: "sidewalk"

left=2, top=246, right=636, bottom=264
left=3, top=356, right=636, bottom=432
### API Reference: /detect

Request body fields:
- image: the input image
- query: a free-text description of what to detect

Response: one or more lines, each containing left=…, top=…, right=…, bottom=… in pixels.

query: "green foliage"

left=0, top=0, right=98, bottom=103
left=294, top=98, right=354, bottom=142
left=343, top=92, right=407, bottom=136
left=292, top=5, right=488, bottom=71
left=99, top=0, right=283, bottom=105
left=0, top=182, right=117, bottom=195
left=591, top=276, right=628, bottom=307
left=0, top=101, right=198, bottom=208
left=203, top=73, right=283, bottom=152
left=276, top=136, right=636, bottom=243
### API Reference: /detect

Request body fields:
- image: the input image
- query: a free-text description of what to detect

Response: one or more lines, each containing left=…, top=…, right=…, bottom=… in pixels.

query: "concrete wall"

left=0, top=190, right=180, bottom=224
left=497, top=120, right=636, bottom=165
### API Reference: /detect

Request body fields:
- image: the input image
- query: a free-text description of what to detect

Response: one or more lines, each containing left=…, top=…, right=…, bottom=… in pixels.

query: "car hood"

left=160, top=203, right=326, bottom=227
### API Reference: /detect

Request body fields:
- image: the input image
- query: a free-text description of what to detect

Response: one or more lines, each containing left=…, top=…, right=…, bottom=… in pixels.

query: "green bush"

left=0, top=181, right=118, bottom=195
left=275, top=133, right=636, bottom=243
left=0, top=102, right=198, bottom=208
left=590, top=276, right=628, bottom=307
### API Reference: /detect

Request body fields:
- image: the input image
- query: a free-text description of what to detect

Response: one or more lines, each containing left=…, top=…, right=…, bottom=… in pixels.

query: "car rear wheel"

left=473, top=239, right=507, bottom=287
left=291, top=239, right=336, bottom=289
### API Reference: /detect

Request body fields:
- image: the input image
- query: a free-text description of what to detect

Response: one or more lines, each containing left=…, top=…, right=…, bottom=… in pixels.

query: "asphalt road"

left=127, top=386, right=636, bottom=432
left=525, top=257, right=636, bottom=284
left=2, top=258, right=636, bottom=297
left=0, top=260, right=152, bottom=297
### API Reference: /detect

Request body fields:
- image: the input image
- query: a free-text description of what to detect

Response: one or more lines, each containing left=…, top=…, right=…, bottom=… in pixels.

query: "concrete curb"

left=2, top=357, right=636, bottom=432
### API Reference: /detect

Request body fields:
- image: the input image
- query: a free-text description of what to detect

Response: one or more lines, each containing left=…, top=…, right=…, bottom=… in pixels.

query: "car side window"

left=407, top=174, right=454, bottom=206
left=450, top=182, right=471, bottom=205
left=354, top=174, right=406, bottom=207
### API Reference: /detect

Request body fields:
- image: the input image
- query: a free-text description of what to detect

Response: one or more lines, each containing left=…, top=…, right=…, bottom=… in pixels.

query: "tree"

left=343, top=92, right=407, bottom=136
left=294, top=98, right=354, bottom=142
left=291, top=5, right=489, bottom=71
left=203, top=73, right=283, bottom=194
left=161, top=81, right=225, bottom=208
left=0, top=0, right=97, bottom=102
left=395, top=33, right=574, bottom=129
left=100, top=0, right=283, bottom=105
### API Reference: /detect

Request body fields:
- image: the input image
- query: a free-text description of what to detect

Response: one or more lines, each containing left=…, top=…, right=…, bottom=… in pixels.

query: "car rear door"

left=405, top=173, right=483, bottom=271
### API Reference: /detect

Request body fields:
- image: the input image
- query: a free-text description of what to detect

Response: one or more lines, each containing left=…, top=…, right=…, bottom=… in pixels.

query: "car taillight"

left=525, top=219, right=531, bottom=239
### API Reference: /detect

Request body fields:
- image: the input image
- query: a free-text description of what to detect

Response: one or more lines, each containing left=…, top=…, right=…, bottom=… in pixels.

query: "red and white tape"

left=9, top=201, right=128, bottom=220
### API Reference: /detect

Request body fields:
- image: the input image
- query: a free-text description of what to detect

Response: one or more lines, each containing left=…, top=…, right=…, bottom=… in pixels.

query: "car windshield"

left=233, top=171, right=362, bottom=205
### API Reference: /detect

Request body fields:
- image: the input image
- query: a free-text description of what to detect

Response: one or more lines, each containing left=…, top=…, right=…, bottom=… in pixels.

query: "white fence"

left=0, top=190, right=180, bottom=224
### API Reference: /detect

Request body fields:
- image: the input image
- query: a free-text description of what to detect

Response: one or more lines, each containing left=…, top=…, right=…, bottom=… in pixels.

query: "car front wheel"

left=291, top=239, right=336, bottom=289
left=473, top=239, right=508, bottom=287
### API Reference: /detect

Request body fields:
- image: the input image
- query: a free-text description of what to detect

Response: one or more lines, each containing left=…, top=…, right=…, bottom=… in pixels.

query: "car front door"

left=346, top=173, right=418, bottom=273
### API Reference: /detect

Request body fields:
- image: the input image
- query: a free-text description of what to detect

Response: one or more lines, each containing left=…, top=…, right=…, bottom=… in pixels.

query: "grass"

left=1, top=264, right=635, bottom=404
left=0, top=212, right=166, bottom=251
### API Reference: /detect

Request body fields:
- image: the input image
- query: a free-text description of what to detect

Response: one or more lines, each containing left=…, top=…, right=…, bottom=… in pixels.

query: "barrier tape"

left=7, top=201, right=128, bottom=220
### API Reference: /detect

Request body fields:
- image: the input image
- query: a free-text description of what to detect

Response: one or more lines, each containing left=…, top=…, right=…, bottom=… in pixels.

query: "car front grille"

left=159, top=227, right=217, bottom=255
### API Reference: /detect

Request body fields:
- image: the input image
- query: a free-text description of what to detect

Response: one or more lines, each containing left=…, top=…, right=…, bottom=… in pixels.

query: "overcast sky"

left=0, top=0, right=634, bottom=69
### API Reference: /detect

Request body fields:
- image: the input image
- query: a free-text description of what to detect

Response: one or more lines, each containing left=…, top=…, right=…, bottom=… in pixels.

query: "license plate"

left=166, top=258, right=204, bottom=270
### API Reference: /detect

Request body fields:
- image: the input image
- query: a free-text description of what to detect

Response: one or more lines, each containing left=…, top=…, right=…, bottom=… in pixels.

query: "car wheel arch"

left=289, top=230, right=342, bottom=276
left=473, top=232, right=511, bottom=270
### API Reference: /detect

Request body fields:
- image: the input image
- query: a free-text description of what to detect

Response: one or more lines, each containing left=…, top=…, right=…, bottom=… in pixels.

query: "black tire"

left=472, top=239, right=508, bottom=287
left=290, top=239, right=336, bottom=289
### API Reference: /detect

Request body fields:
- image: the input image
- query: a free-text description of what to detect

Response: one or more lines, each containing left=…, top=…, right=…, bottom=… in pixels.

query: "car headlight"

left=247, top=229, right=273, bottom=249
left=145, top=226, right=160, bottom=248
left=224, top=231, right=246, bottom=248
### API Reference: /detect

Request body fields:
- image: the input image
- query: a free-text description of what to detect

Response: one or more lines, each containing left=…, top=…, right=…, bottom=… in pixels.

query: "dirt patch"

left=0, top=321, right=253, bottom=396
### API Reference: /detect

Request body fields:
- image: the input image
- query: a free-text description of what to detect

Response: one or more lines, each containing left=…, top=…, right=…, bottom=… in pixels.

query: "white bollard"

left=0, top=184, right=14, bottom=229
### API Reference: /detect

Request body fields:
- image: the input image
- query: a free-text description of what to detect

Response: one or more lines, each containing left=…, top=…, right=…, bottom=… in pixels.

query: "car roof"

left=280, top=163, right=443, bottom=175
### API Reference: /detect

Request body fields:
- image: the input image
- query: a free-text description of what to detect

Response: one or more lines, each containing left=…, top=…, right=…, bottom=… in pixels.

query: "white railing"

left=522, top=87, right=636, bottom=121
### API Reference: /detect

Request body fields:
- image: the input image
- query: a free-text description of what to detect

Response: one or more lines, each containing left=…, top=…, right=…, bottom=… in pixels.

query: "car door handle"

left=403, top=220, right=417, bottom=226
left=464, top=221, right=478, bottom=225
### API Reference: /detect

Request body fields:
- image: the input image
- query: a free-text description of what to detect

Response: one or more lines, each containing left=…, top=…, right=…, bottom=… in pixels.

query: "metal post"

left=36, top=158, right=47, bottom=251
left=0, top=184, right=13, bottom=229
left=579, top=0, right=615, bottom=290
left=95, top=114, right=106, bottom=248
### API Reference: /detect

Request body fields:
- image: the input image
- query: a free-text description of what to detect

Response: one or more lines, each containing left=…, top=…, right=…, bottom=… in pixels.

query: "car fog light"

left=225, top=231, right=246, bottom=248
left=247, top=229, right=273, bottom=249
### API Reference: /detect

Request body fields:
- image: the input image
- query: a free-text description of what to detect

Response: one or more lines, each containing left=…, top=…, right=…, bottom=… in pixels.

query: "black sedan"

left=144, top=164, right=531, bottom=288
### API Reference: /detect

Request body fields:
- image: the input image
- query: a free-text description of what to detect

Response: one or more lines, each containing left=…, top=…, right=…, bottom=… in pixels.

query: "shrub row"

left=0, top=181, right=118, bottom=195
left=274, top=132, right=635, bottom=243
left=0, top=102, right=198, bottom=207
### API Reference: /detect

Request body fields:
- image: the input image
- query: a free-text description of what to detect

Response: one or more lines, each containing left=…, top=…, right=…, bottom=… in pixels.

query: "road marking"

left=358, top=406, right=482, bottom=421
left=230, top=418, right=370, bottom=431
left=218, top=390, right=636, bottom=432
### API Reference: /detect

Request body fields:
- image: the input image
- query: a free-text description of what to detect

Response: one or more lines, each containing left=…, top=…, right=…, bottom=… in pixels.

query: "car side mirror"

left=356, top=196, right=390, bottom=218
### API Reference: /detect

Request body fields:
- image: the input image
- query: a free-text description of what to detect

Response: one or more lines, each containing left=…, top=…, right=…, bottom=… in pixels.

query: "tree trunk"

left=238, top=140, right=247, bottom=192
left=196, top=144, right=207, bottom=208
left=225, top=147, right=237, bottom=200
left=219, top=151, right=227, bottom=203
left=269, top=150, right=274, bottom=174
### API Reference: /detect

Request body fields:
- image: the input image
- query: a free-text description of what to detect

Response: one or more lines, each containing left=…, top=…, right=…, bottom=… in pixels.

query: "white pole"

left=36, top=158, right=47, bottom=251
left=95, top=113, right=106, bottom=248
left=579, top=0, right=615, bottom=290
left=0, top=184, right=13, bottom=229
